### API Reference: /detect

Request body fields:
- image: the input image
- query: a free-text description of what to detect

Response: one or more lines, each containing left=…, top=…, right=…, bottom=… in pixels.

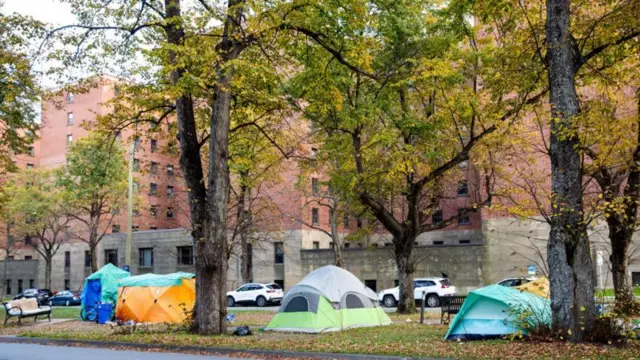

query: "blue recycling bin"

left=96, top=302, right=113, bottom=324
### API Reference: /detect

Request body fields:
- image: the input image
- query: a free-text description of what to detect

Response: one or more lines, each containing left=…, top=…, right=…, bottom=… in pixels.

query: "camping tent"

left=115, top=272, right=195, bottom=324
left=265, top=265, right=391, bottom=333
left=515, top=277, right=550, bottom=299
left=445, top=284, right=551, bottom=340
left=81, top=264, right=131, bottom=315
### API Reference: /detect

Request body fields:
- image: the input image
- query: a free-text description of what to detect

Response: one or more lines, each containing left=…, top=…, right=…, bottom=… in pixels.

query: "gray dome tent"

left=265, top=265, right=391, bottom=333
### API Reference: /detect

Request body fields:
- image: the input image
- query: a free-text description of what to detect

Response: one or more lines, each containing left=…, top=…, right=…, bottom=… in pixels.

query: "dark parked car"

left=48, top=290, right=81, bottom=306
left=13, top=288, right=53, bottom=305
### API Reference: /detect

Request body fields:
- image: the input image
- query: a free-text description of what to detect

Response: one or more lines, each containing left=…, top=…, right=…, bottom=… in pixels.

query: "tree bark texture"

left=329, top=204, right=344, bottom=267
left=546, top=0, right=595, bottom=340
left=165, top=0, right=244, bottom=335
left=44, top=257, right=52, bottom=290
left=238, top=182, right=253, bottom=283
left=89, top=228, right=98, bottom=272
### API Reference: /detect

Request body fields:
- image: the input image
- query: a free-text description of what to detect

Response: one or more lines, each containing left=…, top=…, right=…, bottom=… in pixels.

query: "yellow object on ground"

left=516, top=276, right=549, bottom=298
left=115, top=273, right=195, bottom=324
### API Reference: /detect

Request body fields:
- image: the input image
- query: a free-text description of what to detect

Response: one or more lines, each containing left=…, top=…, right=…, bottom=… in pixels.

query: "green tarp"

left=81, top=264, right=131, bottom=311
left=117, top=272, right=195, bottom=287
left=445, top=284, right=551, bottom=340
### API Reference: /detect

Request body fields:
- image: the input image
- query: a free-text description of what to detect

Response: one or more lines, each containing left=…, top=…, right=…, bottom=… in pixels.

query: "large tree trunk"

left=89, top=238, right=98, bottom=272
left=238, top=181, right=253, bottom=283
left=394, top=234, right=416, bottom=313
left=44, top=256, right=52, bottom=290
left=609, top=227, right=634, bottom=313
left=329, top=204, right=343, bottom=267
left=546, top=0, right=595, bottom=341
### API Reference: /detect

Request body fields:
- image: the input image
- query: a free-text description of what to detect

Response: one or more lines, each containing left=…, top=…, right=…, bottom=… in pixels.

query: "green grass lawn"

left=1, top=306, right=80, bottom=324
left=4, top=311, right=636, bottom=360
left=596, top=288, right=640, bottom=297
left=17, top=322, right=639, bottom=359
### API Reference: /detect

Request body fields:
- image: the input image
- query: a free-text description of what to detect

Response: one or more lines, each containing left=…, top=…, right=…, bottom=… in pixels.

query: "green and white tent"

left=265, top=265, right=391, bottom=333
left=445, top=284, right=551, bottom=340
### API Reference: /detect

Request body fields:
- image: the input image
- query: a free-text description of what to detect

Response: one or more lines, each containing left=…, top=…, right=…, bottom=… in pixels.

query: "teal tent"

left=445, top=284, right=551, bottom=340
left=117, top=272, right=195, bottom=287
left=81, top=264, right=130, bottom=315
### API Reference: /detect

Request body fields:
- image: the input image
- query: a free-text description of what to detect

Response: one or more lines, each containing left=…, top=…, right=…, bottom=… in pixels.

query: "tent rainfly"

left=81, top=264, right=131, bottom=317
left=115, top=272, right=195, bottom=324
left=445, top=284, right=551, bottom=340
left=265, top=265, right=391, bottom=333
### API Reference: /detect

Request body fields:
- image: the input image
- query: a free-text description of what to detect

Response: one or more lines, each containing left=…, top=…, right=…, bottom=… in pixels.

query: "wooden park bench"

left=440, top=295, right=466, bottom=325
left=3, top=298, right=52, bottom=326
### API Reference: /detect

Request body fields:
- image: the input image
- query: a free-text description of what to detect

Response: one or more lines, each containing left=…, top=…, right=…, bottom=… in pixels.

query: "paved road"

left=0, top=343, right=252, bottom=360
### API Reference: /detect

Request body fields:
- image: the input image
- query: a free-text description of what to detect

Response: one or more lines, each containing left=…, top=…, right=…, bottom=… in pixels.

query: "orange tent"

left=115, top=272, right=195, bottom=324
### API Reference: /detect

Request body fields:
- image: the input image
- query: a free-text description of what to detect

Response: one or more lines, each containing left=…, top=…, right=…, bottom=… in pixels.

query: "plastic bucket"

left=96, top=302, right=113, bottom=324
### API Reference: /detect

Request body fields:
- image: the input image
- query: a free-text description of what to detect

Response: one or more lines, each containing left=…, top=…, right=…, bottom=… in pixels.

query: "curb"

left=0, top=336, right=445, bottom=360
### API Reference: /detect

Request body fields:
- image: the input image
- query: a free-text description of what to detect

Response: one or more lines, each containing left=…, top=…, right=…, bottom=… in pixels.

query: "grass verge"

left=13, top=320, right=640, bottom=359
left=595, top=288, right=640, bottom=298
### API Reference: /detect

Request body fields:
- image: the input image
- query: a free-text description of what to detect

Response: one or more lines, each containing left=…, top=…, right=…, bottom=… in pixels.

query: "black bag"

left=233, top=325, right=253, bottom=336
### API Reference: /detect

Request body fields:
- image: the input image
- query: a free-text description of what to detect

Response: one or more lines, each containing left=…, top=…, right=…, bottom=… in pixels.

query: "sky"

left=4, top=0, right=75, bottom=26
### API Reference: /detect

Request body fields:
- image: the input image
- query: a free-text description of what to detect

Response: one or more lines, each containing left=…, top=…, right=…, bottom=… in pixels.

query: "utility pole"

left=125, top=141, right=135, bottom=271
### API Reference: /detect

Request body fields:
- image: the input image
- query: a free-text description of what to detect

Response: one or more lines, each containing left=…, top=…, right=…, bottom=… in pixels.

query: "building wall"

left=0, top=259, right=39, bottom=296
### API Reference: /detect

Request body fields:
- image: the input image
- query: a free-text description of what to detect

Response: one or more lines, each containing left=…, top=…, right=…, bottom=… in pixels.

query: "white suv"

left=227, top=283, right=284, bottom=307
left=378, top=278, right=456, bottom=308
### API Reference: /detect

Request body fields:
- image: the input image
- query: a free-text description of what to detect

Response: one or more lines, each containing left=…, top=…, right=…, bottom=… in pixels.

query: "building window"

left=632, top=272, right=640, bottom=286
left=432, top=210, right=443, bottom=224
left=344, top=243, right=350, bottom=249
left=28, top=146, right=34, bottom=157
left=29, top=279, right=34, bottom=288
left=394, top=279, right=399, bottom=287
left=311, top=208, right=319, bottom=225
left=273, top=279, right=284, bottom=289
left=177, top=246, right=193, bottom=266
left=433, top=240, right=444, bottom=245
left=356, top=218, right=363, bottom=228
left=312, top=241, right=319, bottom=249
left=25, top=256, right=32, bottom=260
left=132, top=225, right=139, bottom=231
left=133, top=158, right=140, bottom=172
left=17, top=279, right=23, bottom=294
left=112, top=224, right=120, bottom=233
left=139, top=248, right=154, bottom=267
left=167, top=165, right=174, bottom=176
left=26, top=163, right=34, bottom=169
left=274, top=242, right=284, bottom=264
left=64, top=279, right=70, bottom=290
left=105, top=249, right=118, bottom=267
left=459, top=239, right=471, bottom=244
left=364, top=280, right=377, bottom=292
left=167, top=185, right=174, bottom=198
left=458, top=209, right=471, bottom=225
left=311, top=178, right=319, bottom=195
left=150, top=226, right=157, bottom=230
left=384, top=242, right=392, bottom=247
left=113, top=208, right=120, bottom=215
left=67, top=134, right=73, bottom=145
left=85, top=251, right=92, bottom=268
left=66, top=92, right=73, bottom=103
left=24, top=235, right=31, bottom=245
left=5, top=279, right=11, bottom=294
left=343, top=215, right=349, bottom=228
left=457, top=181, right=469, bottom=196
left=134, top=181, right=140, bottom=193
left=133, top=208, right=140, bottom=217
left=149, top=183, right=157, bottom=196
left=133, top=135, right=141, bottom=149
left=64, top=251, right=71, bottom=268
left=167, top=207, right=174, bottom=219
left=67, top=112, right=73, bottom=126
left=150, top=205, right=158, bottom=217
left=150, top=139, right=158, bottom=153
left=150, top=162, right=158, bottom=175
